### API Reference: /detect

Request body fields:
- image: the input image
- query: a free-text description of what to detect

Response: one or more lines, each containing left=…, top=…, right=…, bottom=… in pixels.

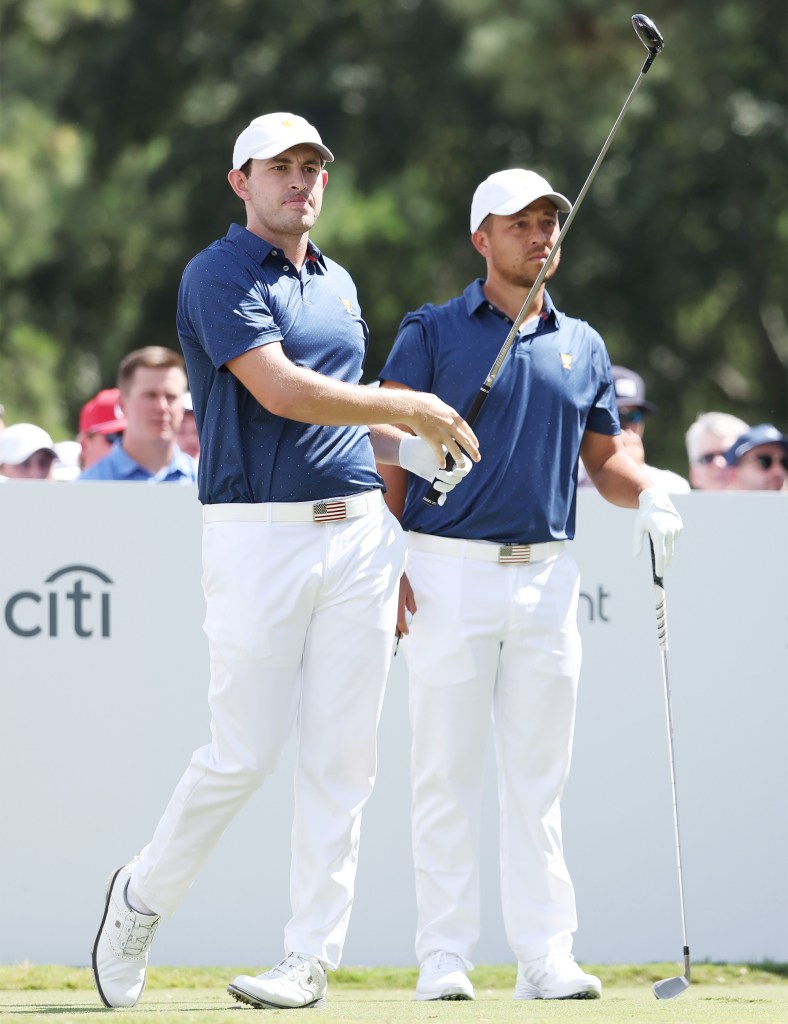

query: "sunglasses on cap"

left=750, top=453, right=788, bottom=471
left=619, top=408, right=645, bottom=426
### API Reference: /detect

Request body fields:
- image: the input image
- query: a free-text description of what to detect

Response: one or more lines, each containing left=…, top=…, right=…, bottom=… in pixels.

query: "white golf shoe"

left=515, top=953, right=601, bottom=1000
left=91, top=862, right=160, bottom=1008
left=416, top=950, right=475, bottom=1000
left=228, top=952, right=328, bottom=1009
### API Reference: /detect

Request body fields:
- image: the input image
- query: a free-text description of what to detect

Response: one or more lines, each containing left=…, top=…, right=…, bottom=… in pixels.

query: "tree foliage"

left=0, top=0, right=785, bottom=473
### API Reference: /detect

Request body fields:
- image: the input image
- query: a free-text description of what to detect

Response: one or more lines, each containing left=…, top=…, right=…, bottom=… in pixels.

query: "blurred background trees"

left=1, top=0, right=786, bottom=474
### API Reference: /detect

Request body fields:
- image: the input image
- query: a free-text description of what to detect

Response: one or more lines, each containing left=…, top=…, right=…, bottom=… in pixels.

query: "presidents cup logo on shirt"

left=560, top=353, right=573, bottom=370
left=340, top=297, right=354, bottom=314
left=4, top=564, right=113, bottom=638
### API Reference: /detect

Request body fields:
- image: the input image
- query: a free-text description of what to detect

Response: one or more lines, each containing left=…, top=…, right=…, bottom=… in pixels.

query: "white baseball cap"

left=232, top=112, right=334, bottom=170
left=470, top=169, right=572, bottom=232
left=0, top=423, right=57, bottom=466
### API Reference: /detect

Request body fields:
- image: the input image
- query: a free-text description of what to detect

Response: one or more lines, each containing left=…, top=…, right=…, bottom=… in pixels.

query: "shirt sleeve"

left=378, top=309, right=437, bottom=392
left=177, top=248, right=283, bottom=370
left=584, top=337, right=621, bottom=436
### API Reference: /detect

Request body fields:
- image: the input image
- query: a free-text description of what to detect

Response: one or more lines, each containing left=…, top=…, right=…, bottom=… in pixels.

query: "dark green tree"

left=0, top=0, right=785, bottom=476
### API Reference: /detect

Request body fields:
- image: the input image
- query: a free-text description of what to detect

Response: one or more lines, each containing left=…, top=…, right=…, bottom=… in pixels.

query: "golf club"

left=649, top=539, right=691, bottom=1000
left=424, top=13, right=664, bottom=505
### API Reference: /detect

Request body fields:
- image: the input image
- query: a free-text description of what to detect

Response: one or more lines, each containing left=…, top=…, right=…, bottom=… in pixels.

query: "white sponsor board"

left=2, top=484, right=786, bottom=967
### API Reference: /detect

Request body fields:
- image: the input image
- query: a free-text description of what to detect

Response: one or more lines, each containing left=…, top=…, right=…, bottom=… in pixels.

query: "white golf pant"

left=130, top=492, right=406, bottom=970
left=404, top=538, right=582, bottom=964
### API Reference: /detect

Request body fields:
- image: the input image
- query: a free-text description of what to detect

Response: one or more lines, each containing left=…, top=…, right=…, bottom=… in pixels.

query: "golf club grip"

left=423, top=387, right=490, bottom=506
left=649, top=538, right=669, bottom=651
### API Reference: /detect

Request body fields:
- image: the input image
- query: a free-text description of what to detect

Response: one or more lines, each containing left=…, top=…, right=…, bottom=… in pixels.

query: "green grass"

left=1, top=963, right=786, bottom=1023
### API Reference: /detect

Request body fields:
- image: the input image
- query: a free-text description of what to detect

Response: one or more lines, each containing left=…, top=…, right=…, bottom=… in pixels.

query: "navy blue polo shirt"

left=177, top=223, right=383, bottom=504
left=378, top=280, right=619, bottom=543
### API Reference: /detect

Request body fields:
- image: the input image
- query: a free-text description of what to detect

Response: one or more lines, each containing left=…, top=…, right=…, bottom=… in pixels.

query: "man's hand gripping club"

left=633, top=488, right=683, bottom=576
left=396, top=392, right=479, bottom=505
left=398, top=436, right=474, bottom=506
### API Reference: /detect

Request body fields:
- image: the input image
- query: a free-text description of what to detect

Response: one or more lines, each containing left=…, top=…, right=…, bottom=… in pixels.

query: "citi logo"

left=4, top=564, right=113, bottom=638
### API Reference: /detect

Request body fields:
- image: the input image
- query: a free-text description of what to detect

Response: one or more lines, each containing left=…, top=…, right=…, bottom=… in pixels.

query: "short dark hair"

left=117, top=347, right=186, bottom=394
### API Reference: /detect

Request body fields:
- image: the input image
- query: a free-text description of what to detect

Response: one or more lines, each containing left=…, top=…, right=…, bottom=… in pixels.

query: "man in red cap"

left=78, top=388, right=127, bottom=470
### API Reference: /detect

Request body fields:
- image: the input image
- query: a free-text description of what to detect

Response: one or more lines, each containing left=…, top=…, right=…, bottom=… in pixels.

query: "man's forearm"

left=228, top=348, right=419, bottom=427
left=591, top=451, right=655, bottom=508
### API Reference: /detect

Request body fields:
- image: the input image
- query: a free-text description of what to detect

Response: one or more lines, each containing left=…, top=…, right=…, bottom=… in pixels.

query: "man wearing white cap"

left=0, top=423, right=58, bottom=480
left=90, top=112, right=479, bottom=1011
left=379, top=168, right=683, bottom=1002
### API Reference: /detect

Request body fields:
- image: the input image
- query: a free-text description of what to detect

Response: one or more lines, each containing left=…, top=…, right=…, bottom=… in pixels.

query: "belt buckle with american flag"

left=313, top=499, right=348, bottom=523
left=498, top=543, right=531, bottom=564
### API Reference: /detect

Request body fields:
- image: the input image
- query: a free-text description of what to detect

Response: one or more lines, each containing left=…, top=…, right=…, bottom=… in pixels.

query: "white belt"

left=407, top=531, right=565, bottom=565
left=203, top=489, right=382, bottom=525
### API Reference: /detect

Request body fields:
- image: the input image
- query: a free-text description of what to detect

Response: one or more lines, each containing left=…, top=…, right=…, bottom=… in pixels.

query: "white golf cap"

left=0, top=423, right=56, bottom=466
left=232, top=112, right=334, bottom=170
left=470, top=169, right=572, bottom=232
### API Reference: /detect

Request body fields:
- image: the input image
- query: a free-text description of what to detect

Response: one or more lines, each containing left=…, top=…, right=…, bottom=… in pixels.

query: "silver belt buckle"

left=498, top=543, right=531, bottom=564
left=313, top=499, right=348, bottom=523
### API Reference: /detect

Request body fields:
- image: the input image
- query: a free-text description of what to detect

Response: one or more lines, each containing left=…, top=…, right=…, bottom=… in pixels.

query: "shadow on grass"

left=0, top=1006, right=103, bottom=1017
left=0, top=1001, right=228, bottom=1016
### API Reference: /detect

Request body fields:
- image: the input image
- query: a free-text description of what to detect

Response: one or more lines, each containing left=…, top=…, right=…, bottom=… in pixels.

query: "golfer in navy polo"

left=378, top=169, right=683, bottom=1003
left=91, top=112, right=479, bottom=1012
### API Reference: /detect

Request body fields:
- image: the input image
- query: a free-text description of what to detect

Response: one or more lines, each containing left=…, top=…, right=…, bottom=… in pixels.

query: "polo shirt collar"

left=463, top=278, right=562, bottom=326
left=168, top=446, right=197, bottom=478
left=109, top=442, right=193, bottom=481
left=105, top=443, right=140, bottom=480
left=226, top=223, right=327, bottom=269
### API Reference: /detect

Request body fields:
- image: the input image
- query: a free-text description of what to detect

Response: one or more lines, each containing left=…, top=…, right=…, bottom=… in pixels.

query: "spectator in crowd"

left=53, top=440, right=83, bottom=481
left=685, top=411, right=750, bottom=490
left=0, top=423, right=58, bottom=480
left=579, top=368, right=689, bottom=493
left=78, top=388, right=127, bottom=470
left=176, top=391, right=200, bottom=461
left=725, top=423, right=788, bottom=491
left=609, top=366, right=690, bottom=494
left=79, top=347, right=196, bottom=483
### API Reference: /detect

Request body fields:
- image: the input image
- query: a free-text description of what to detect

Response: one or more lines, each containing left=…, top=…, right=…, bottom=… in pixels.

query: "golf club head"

left=653, top=975, right=690, bottom=1000
left=632, top=13, right=664, bottom=55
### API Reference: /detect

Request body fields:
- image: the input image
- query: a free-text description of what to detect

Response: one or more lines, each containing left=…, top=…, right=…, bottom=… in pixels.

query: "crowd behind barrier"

left=1, top=375, right=784, bottom=493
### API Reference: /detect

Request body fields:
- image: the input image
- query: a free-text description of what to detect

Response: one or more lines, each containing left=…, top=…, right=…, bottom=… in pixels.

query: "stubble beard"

left=503, top=261, right=558, bottom=292
left=499, top=247, right=561, bottom=292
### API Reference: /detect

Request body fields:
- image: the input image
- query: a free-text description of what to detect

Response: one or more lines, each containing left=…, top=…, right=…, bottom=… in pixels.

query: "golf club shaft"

left=424, top=15, right=663, bottom=506
left=480, top=68, right=650, bottom=391
left=650, top=541, right=691, bottom=974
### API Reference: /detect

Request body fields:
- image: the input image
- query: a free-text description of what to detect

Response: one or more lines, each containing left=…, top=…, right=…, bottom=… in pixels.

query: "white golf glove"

left=633, top=488, right=683, bottom=576
left=398, top=435, right=473, bottom=506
